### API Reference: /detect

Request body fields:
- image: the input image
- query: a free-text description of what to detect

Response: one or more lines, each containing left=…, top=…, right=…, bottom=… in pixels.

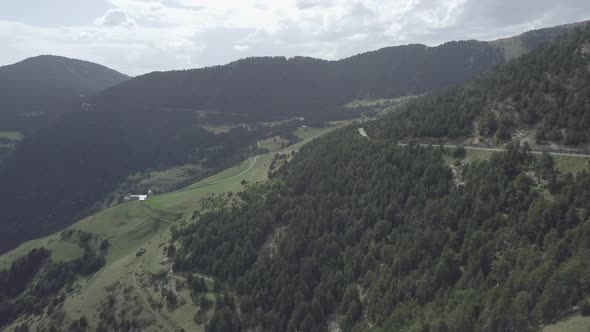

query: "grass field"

left=146, top=125, right=335, bottom=215
left=0, top=131, right=24, bottom=141
left=136, top=164, right=208, bottom=192
left=553, top=155, right=590, bottom=174
left=462, top=148, right=590, bottom=174
left=200, top=124, right=239, bottom=134
left=0, top=234, right=84, bottom=270
left=259, top=136, right=289, bottom=152
left=543, top=314, right=590, bottom=332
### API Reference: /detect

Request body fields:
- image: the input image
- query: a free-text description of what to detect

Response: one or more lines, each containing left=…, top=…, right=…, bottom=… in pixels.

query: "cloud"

left=233, top=44, right=249, bottom=52
left=347, top=1, right=375, bottom=17
left=348, top=33, right=369, bottom=41
left=296, top=0, right=336, bottom=10
left=0, top=0, right=589, bottom=75
left=95, top=8, right=136, bottom=27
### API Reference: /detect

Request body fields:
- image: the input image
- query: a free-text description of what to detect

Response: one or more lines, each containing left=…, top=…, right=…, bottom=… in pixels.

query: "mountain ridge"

left=0, top=55, right=129, bottom=130
left=92, top=20, right=588, bottom=122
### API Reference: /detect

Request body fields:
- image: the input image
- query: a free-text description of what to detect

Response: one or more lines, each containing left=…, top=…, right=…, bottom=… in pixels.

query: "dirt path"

left=209, top=156, right=258, bottom=185
left=170, top=156, right=259, bottom=195
left=356, top=128, right=590, bottom=158
left=398, top=143, right=590, bottom=158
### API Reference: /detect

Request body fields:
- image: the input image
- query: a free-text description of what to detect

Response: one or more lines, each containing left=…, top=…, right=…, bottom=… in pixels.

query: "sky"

left=1, top=0, right=589, bottom=76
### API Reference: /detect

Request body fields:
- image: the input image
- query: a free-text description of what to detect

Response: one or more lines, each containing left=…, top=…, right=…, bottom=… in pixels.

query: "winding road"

left=209, top=156, right=258, bottom=185
left=358, top=128, right=590, bottom=158
left=397, top=143, right=590, bottom=158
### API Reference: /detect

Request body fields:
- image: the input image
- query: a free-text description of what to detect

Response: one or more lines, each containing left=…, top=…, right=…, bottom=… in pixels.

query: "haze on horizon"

left=1, top=0, right=589, bottom=76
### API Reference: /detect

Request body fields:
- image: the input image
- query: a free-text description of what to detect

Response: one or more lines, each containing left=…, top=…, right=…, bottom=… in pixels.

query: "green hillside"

left=158, top=26, right=590, bottom=332
left=0, top=124, right=337, bottom=331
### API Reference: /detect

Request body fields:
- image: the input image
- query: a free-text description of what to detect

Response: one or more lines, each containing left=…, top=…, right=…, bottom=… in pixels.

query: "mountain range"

left=1, top=19, right=590, bottom=332
left=94, top=22, right=585, bottom=121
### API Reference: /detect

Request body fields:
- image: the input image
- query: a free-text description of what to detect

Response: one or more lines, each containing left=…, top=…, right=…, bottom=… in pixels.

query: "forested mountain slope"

left=162, top=25, right=590, bottom=332
left=371, top=24, right=590, bottom=147
left=1, top=22, right=590, bottom=332
left=171, top=128, right=590, bottom=331
left=94, top=22, right=583, bottom=121
left=0, top=22, right=578, bottom=252
left=0, top=55, right=129, bottom=130
left=94, top=41, right=502, bottom=121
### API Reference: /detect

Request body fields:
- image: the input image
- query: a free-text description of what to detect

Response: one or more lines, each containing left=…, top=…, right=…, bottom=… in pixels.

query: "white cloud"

left=296, top=0, right=336, bottom=10
left=233, top=44, right=249, bottom=52
left=95, top=8, right=136, bottom=27
left=0, top=0, right=589, bottom=75
left=347, top=33, right=369, bottom=41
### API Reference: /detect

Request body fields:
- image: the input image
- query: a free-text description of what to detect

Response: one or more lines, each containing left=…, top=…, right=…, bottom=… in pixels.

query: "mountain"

left=171, top=131, right=590, bottom=332
left=0, top=55, right=129, bottom=130
left=0, top=21, right=585, bottom=255
left=162, top=25, right=590, bottom=331
left=372, top=22, right=590, bottom=147
left=93, top=21, right=587, bottom=122
left=2, top=22, right=590, bottom=332
left=93, top=42, right=503, bottom=121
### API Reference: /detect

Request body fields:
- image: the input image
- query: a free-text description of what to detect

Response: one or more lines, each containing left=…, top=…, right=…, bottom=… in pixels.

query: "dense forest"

left=171, top=127, right=590, bottom=331
left=0, top=55, right=129, bottom=131
left=165, top=26, right=590, bottom=331
left=94, top=41, right=502, bottom=121
left=371, top=24, right=590, bottom=146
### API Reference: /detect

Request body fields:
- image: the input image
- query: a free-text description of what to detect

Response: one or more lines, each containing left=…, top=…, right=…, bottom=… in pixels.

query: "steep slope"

left=0, top=55, right=129, bottom=130
left=0, top=124, right=337, bottom=331
left=93, top=21, right=584, bottom=122
left=372, top=23, right=590, bottom=148
left=161, top=24, right=590, bottom=332
left=170, top=128, right=590, bottom=332
left=491, top=20, right=590, bottom=61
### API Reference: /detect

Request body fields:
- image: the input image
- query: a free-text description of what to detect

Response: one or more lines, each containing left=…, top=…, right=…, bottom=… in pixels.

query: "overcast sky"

left=1, top=0, right=589, bottom=76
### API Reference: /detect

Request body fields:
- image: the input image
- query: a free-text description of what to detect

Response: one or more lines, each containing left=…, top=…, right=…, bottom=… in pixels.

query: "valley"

left=0, top=124, right=339, bottom=331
